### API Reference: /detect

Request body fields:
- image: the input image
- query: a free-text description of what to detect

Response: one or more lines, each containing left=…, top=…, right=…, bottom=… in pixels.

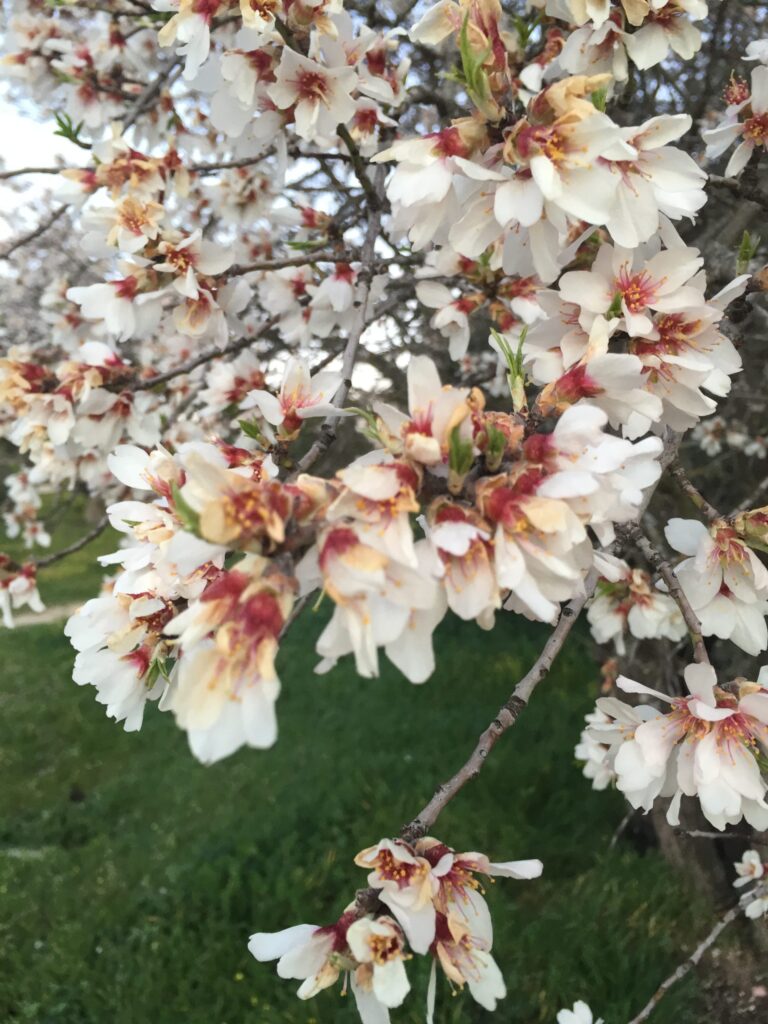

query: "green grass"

left=0, top=590, right=713, bottom=1024
left=1, top=496, right=118, bottom=607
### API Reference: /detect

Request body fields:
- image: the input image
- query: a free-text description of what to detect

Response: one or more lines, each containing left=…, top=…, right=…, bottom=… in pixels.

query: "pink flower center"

left=744, top=113, right=768, bottom=144
left=295, top=69, right=329, bottom=104
left=615, top=266, right=660, bottom=313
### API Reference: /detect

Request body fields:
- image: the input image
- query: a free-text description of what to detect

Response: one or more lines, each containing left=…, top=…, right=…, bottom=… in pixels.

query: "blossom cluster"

left=578, top=662, right=768, bottom=831
left=62, top=353, right=667, bottom=762
left=2, top=0, right=768, bottom=1018
left=250, top=835, right=542, bottom=1021
left=733, top=849, right=768, bottom=920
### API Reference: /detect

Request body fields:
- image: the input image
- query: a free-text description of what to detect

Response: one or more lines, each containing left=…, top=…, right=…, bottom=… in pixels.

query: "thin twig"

left=400, top=571, right=599, bottom=842
left=619, top=524, right=710, bottom=665
left=708, top=174, right=768, bottom=210
left=337, top=123, right=384, bottom=211
left=130, top=319, right=277, bottom=392
left=293, top=166, right=386, bottom=475
left=228, top=252, right=355, bottom=276
left=35, top=515, right=110, bottom=569
left=677, top=829, right=753, bottom=840
left=609, top=807, right=637, bottom=851
left=0, top=205, right=68, bottom=261
left=0, top=165, right=69, bottom=181
left=626, top=904, right=740, bottom=1024
left=123, top=59, right=182, bottom=131
left=669, top=461, right=721, bottom=521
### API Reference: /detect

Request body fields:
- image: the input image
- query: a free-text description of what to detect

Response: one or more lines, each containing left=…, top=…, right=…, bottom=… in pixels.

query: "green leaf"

left=239, top=419, right=266, bottom=443
left=606, top=291, right=623, bottom=318
left=591, top=87, right=608, bottom=112
left=449, top=424, right=474, bottom=478
left=53, top=111, right=89, bottom=150
left=737, top=230, right=760, bottom=274
left=171, top=482, right=200, bottom=535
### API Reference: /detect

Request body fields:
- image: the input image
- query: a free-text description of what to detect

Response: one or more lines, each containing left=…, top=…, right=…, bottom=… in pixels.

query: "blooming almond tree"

left=2, top=0, right=768, bottom=1019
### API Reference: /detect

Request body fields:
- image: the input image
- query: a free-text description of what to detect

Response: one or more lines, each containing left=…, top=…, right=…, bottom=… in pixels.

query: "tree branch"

left=669, top=461, right=721, bottom=521
left=130, top=319, right=277, bottom=392
left=619, top=523, right=710, bottom=665
left=399, top=571, right=598, bottom=842
left=35, top=514, right=110, bottom=569
left=293, top=166, right=387, bottom=475
left=708, top=174, right=768, bottom=211
left=626, top=904, right=740, bottom=1024
left=0, top=205, right=69, bottom=261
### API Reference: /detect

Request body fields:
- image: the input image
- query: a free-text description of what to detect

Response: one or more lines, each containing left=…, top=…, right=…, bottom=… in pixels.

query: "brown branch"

left=708, top=174, right=768, bottom=211
left=123, top=58, right=182, bottom=131
left=626, top=904, right=740, bottom=1024
left=130, top=319, right=277, bottom=392
left=0, top=165, right=69, bottom=181
left=228, top=251, right=356, bottom=276
left=35, top=514, right=110, bottom=569
left=676, top=829, right=753, bottom=840
left=669, top=461, right=721, bottom=521
left=399, top=570, right=598, bottom=842
left=619, top=523, right=710, bottom=665
left=336, top=123, right=384, bottom=211
left=0, top=205, right=69, bottom=261
left=293, top=166, right=387, bottom=475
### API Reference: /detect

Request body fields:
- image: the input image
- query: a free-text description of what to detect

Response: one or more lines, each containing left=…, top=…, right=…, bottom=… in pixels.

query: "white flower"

left=733, top=850, right=765, bottom=888
left=607, top=663, right=768, bottom=831
left=346, top=916, right=411, bottom=1009
left=241, top=357, right=344, bottom=439
left=665, top=518, right=768, bottom=655
left=557, top=1000, right=604, bottom=1024
left=267, top=49, right=357, bottom=143
left=354, top=839, right=437, bottom=954
left=164, top=559, right=293, bottom=763
left=705, top=65, right=768, bottom=176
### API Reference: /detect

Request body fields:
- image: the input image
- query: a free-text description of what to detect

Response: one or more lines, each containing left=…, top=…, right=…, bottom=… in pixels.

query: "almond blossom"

left=592, top=663, right=768, bottom=830
left=557, top=1001, right=605, bottom=1024
left=587, top=553, right=685, bottom=653
left=240, top=356, right=344, bottom=440
left=665, top=518, right=768, bottom=655
left=267, top=48, right=358, bottom=143
left=703, top=64, right=768, bottom=176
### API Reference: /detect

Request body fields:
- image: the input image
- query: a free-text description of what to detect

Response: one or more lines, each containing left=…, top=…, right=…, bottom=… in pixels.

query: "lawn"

left=0, top=516, right=714, bottom=1024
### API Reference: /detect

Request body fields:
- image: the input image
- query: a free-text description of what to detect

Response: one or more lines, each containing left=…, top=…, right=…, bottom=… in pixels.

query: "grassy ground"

left=1, top=496, right=117, bottom=607
left=0, top=514, right=713, bottom=1024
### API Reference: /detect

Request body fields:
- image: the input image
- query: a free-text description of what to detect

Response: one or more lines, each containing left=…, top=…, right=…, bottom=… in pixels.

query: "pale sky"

left=0, top=94, right=82, bottom=240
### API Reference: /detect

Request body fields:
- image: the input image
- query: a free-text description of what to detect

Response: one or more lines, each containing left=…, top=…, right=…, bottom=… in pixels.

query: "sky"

left=0, top=94, right=81, bottom=240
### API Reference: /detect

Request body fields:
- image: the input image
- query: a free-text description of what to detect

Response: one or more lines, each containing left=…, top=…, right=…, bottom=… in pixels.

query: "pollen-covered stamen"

left=162, top=245, right=197, bottom=273
left=432, top=126, right=470, bottom=159
left=354, top=107, right=379, bottom=135
left=319, top=526, right=360, bottom=571
left=710, top=523, right=748, bottom=568
left=373, top=847, right=428, bottom=889
left=743, top=112, right=768, bottom=145
left=116, top=196, right=159, bottom=237
left=293, top=68, right=331, bottom=106
left=632, top=313, right=701, bottom=358
left=723, top=74, right=750, bottom=107
left=614, top=265, right=662, bottom=313
left=114, top=275, right=139, bottom=299
left=367, top=930, right=404, bottom=964
left=243, top=0, right=278, bottom=18
left=543, top=363, right=604, bottom=407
